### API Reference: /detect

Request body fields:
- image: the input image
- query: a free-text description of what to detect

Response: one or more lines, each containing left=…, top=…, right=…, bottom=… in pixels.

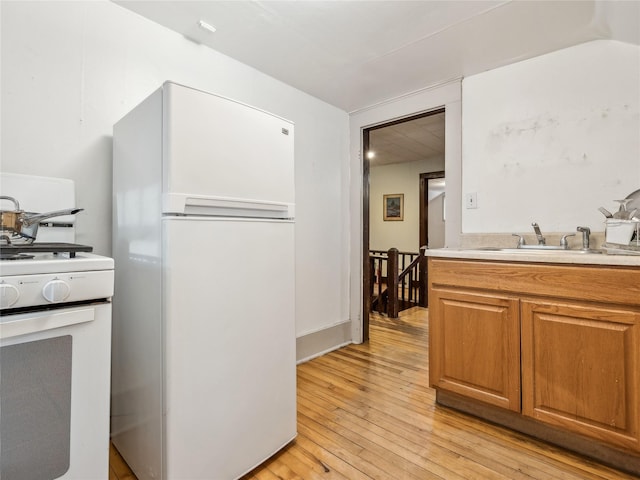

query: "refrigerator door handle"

left=164, top=193, right=295, bottom=219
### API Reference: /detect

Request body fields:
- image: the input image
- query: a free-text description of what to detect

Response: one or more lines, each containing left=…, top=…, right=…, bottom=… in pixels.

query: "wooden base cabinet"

left=521, top=300, right=640, bottom=452
left=429, top=288, right=520, bottom=411
left=428, top=257, right=640, bottom=467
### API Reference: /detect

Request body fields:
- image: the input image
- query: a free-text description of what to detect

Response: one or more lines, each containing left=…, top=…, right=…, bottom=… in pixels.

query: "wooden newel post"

left=387, top=248, right=399, bottom=318
left=418, top=245, right=428, bottom=307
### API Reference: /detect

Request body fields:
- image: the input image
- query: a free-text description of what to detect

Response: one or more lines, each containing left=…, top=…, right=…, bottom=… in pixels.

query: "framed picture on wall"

left=383, top=194, right=404, bottom=221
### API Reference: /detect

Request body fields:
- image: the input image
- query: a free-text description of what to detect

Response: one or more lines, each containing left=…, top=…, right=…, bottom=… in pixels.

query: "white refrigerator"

left=111, top=82, right=296, bottom=480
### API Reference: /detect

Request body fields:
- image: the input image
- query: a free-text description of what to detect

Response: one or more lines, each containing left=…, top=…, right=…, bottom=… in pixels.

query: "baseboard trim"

left=296, top=321, right=352, bottom=364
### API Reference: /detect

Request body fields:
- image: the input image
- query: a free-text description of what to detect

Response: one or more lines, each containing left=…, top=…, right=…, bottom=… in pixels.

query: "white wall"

left=370, top=158, right=444, bottom=252
left=463, top=40, right=640, bottom=234
left=0, top=1, right=350, bottom=340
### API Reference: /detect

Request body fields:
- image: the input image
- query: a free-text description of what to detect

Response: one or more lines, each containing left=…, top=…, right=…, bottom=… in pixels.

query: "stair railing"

left=369, top=246, right=427, bottom=318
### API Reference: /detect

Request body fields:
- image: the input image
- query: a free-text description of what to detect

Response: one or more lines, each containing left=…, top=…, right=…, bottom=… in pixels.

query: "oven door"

left=0, top=302, right=112, bottom=480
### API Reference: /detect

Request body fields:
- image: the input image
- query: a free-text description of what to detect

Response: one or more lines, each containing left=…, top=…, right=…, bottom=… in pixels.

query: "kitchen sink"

left=473, top=247, right=603, bottom=254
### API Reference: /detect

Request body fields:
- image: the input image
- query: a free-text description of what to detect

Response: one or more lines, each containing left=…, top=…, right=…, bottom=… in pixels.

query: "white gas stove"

left=0, top=173, right=114, bottom=480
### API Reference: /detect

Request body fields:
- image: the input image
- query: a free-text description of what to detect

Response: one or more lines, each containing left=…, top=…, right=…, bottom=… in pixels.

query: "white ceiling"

left=115, top=0, right=639, bottom=113
left=369, top=111, right=445, bottom=166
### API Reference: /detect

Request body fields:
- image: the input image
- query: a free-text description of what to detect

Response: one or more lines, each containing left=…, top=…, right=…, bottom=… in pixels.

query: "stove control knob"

left=0, top=283, right=20, bottom=308
left=42, top=279, right=71, bottom=303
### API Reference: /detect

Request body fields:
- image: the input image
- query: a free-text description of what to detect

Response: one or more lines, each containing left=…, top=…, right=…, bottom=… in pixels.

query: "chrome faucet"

left=531, top=223, right=545, bottom=245
left=577, top=226, right=591, bottom=250
left=560, top=233, right=575, bottom=249
left=512, top=233, right=526, bottom=247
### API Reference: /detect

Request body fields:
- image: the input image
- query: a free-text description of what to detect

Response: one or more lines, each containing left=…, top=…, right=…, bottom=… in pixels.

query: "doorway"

left=420, top=171, right=446, bottom=249
left=362, top=108, right=445, bottom=341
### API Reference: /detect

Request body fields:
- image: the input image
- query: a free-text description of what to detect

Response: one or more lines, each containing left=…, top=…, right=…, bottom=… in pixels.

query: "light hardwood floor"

left=110, top=307, right=639, bottom=479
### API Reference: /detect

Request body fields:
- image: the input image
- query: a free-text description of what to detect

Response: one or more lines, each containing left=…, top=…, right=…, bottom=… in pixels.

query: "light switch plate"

left=465, top=192, right=478, bottom=209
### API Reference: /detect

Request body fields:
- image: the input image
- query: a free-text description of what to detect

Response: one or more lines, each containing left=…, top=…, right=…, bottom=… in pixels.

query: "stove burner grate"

left=0, top=243, right=93, bottom=259
left=1, top=253, right=36, bottom=261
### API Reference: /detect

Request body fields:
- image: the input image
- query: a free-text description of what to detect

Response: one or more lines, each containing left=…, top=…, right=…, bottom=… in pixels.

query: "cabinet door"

left=522, top=300, right=640, bottom=452
left=430, top=288, right=521, bottom=411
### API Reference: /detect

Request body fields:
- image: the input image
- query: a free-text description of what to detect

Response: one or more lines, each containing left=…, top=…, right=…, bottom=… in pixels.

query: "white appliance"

left=111, top=82, right=296, bottom=480
left=0, top=173, right=114, bottom=480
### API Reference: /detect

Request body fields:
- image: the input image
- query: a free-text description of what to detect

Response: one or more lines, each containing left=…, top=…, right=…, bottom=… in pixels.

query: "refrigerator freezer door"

left=162, top=217, right=296, bottom=479
left=163, top=83, right=294, bottom=209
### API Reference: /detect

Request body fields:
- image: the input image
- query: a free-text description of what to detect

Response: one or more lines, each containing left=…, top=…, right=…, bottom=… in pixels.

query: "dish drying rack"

left=602, top=242, right=640, bottom=256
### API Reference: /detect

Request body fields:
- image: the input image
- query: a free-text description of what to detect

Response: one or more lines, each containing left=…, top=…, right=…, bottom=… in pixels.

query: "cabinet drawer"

left=428, top=258, right=640, bottom=307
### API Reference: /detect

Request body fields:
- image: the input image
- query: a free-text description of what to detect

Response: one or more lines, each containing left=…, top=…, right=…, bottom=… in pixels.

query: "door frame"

left=362, top=108, right=446, bottom=342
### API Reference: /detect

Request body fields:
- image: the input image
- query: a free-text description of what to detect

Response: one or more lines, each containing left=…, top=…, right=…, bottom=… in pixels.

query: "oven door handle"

left=0, top=307, right=95, bottom=340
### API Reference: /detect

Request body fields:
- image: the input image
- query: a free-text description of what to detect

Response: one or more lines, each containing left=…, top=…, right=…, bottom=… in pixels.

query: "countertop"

left=425, top=247, right=640, bottom=267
